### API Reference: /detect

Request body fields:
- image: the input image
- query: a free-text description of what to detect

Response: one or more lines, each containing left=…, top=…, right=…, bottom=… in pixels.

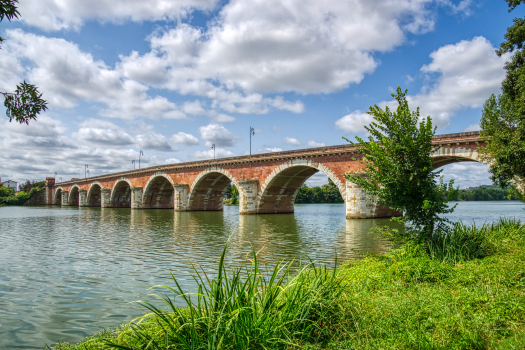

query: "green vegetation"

left=52, top=219, right=525, bottom=349
left=0, top=0, right=47, bottom=124
left=479, top=0, right=525, bottom=198
left=452, top=185, right=522, bottom=201
left=0, top=180, right=45, bottom=206
left=295, top=178, right=344, bottom=204
left=345, top=87, right=456, bottom=239
left=223, top=184, right=239, bottom=205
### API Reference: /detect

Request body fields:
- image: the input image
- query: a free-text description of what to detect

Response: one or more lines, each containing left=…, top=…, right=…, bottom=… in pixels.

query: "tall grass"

left=108, top=246, right=344, bottom=350
left=427, top=218, right=524, bottom=263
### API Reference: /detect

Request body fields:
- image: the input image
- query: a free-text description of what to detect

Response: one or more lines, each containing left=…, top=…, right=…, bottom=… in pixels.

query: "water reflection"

left=1, top=202, right=524, bottom=349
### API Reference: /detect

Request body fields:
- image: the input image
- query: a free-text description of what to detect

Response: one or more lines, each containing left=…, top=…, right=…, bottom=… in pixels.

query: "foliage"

left=53, top=219, right=525, bottom=350
left=452, top=184, right=521, bottom=201
left=0, top=0, right=47, bottom=124
left=344, top=87, right=456, bottom=239
left=0, top=180, right=44, bottom=206
left=479, top=0, right=525, bottom=194
left=295, top=179, right=344, bottom=204
left=224, top=184, right=239, bottom=205
left=0, top=0, right=19, bottom=46
left=480, top=94, right=525, bottom=189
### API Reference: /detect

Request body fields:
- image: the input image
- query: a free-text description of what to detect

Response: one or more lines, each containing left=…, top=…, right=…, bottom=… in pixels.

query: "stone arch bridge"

left=43, top=131, right=484, bottom=218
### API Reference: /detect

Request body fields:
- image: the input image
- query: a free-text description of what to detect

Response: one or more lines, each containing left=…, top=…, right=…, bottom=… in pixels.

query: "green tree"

left=344, top=87, right=456, bottom=239
left=479, top=0, right=525, bottom=196
left=0, top=0, right=47, bottom=124
left=230, top=184, right=239, bottom=205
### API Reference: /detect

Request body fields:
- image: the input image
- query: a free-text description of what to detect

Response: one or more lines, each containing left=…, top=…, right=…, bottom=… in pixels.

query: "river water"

left=1, top=201, right=524, bottom=349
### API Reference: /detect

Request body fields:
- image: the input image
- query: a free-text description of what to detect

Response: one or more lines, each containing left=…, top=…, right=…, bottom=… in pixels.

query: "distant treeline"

left=295, top=179, right=344, bottom=204
left=452, top=185, right=521, bottom=201
left=0, top=180, right=45, bottom=206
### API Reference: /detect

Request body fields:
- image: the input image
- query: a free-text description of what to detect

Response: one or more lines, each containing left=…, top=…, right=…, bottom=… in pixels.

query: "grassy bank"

left=53, top=219, right=525, bottom=350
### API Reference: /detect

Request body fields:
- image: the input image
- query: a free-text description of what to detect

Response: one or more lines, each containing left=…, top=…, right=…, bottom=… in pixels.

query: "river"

left=0, top=201, right=524, bottom=349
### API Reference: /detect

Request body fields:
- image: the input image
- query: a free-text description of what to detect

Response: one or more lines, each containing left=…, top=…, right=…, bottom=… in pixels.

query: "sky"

left=0, top=0, right=521, bottom=188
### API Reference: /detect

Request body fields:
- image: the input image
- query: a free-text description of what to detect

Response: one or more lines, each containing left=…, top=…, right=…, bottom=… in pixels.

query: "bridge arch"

left=431, top=145, right=483, bottom=169
left=68, top=185, right=80, bottom=206
left=189, top=167, right=240, bottom=211
left=111, top=179, right=132, bottom=208
left=87, top=182, right=103, bottom=207
left=54, top=187, right=63, bottom=205
left=257, top=159, right=345, bottom=214
left=143, top=173, right=175, bottom=209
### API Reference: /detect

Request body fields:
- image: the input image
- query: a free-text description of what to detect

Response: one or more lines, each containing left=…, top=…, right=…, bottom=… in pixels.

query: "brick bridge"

left=43, top=131, right=485, bottom=218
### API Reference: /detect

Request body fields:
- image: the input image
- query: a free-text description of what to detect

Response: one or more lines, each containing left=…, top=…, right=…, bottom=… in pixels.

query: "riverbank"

left=53, top=219, right=525, bottom=349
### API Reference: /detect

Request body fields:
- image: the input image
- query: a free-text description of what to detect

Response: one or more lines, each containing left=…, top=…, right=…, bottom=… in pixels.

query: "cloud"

left=136, top=132, right=176, bottom=152
left=272, top=126, right=281, bottom=132
left=209, top=112, right=235, bottom=123
left=74, top=119, right=134, bottom=146
left=336, top=36, right=508, bottom=133
left=183, top=100, right=207, bottom=115
left=17, top=0, right=220, bottom=31
left=463, top=124, right=480, bottom=132
left=440, top=162, right=491, bottom=189
left=199, top=123, right=238, bottom=147
left=386, top=36, right=509, bottom=129
left=1, top=29, right=186, bottom=120
left=1, top=115, right=66, bottom=137
left=283, top=137, right=301, bottom=146
left=257, top=146, right=282, bottom=153
left=307, top=140, right=325, bottom=147
left=188, top=148, right=235, bottom=160
left=170, top=132, right=200, bottom=145
left=335, top=111, right=374, bottom=134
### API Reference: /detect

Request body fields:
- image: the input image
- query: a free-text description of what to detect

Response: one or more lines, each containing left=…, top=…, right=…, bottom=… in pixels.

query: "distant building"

left=1, top=179, right=18, bottom=192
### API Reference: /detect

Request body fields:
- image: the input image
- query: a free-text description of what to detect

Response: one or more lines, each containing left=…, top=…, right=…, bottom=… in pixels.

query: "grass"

left=53, top=219, right=525, bottom=350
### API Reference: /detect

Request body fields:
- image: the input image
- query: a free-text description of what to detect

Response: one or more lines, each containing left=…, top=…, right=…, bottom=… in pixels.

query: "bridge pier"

left=101, top=188, right=112, bottom=207
left=239, top=179, right=259, bottom=214
left=61, top=191, right=69, bottom=206
left=345, top=179, right=401, bottom=219
left=78, top=189, right=87, bottom=207
left=45, top=178, right=55, bottom=205
left=174, top=184, right=190, bottom=211
left=131, top=187, right=144, bottom=209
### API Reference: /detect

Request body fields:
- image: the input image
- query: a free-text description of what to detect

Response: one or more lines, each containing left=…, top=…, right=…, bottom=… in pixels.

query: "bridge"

left=43, top=131, right=484, bottom=218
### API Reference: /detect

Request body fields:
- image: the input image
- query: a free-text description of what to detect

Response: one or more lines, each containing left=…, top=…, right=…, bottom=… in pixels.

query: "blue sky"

left=0, top=0, right=519, bottom=188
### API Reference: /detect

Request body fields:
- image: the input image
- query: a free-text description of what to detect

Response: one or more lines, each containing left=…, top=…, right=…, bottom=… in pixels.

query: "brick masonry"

left=48, top=131, right=485, bottom=219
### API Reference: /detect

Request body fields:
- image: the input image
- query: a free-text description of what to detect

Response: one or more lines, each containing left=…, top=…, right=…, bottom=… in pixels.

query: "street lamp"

left=84, top=164, right=89, bottom=179
left=132, top=160, right=136, bottom=170
left=250, top=126, right=255, bottom=155
left=211, top=144, right=216, bottom=159
left=139, top=150, right=144, bottom=169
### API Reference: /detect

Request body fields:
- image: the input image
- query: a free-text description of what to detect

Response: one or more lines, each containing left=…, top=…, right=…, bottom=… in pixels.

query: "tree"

left=479, top=0, right=525, bottom=195
left=0, top=0, right=47, bottom=124
left=344, top=87, right=456, bottom=240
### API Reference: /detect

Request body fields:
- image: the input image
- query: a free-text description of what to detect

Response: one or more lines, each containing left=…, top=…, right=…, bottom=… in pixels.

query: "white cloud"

left=257, top=146, right=282, bottom=153
left=188, top=148, right=235, bottom=160
left=1, top=115, right=66, bottom=137
left=440, top=162, right=491, bottom=189
left=136, top=132, right=176, bottom=152
left=0, top=29, right=186, bottom=120
left=17, top=0, right=219, bottom=31
left=209, top=112, right=235, bottom=123
left=76, top=126, right=134, bottom=147
left=335, top=110, right=374, bottom=134
left=307, top=140, right=325, bottom=147
left=199, top=123, right=238, bottom=147
left=283, top=137, right=301, bottom=146
left=463, top=124, right=480, bottom=132
left=170, top=132, right=200, bottom=145
left=183, top=100, right=207, bottom=115
left=272, top=126, right=281, bottom=132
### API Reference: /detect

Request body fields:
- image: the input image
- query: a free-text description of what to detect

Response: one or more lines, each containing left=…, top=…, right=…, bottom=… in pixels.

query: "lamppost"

left=84, top=164, right=89, bottom=179
left=211, top=144, right=216, bottom=159
left=132, top=160, right=136, bottom=170
left=139, top=150, right=144, bottom=169
left=250, top=126, right=255, bottom=155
